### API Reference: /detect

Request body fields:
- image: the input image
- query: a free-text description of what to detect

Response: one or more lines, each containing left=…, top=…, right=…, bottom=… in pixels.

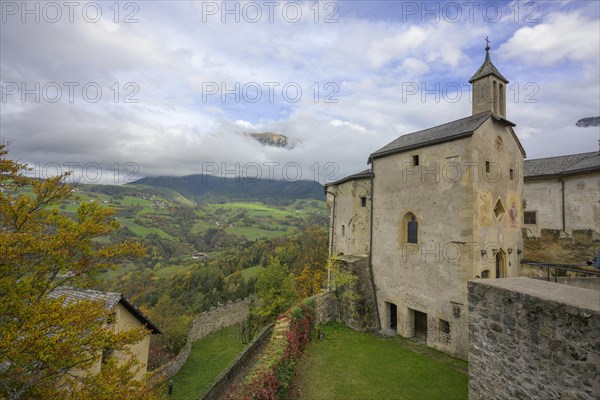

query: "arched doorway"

left=495, top=250, right=505, bottom=278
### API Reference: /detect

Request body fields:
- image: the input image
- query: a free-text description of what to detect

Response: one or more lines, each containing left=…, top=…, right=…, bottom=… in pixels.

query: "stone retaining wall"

left=333, top=255, right=379, bottom=331
left=313, top=291, right=339, bottom=325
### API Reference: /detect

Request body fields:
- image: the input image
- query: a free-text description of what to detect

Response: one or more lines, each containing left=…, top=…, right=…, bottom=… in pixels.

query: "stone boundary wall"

left=200, top=292, right=338, bottom=400
left=201, top=323, right=273, bottom=400
left=523, top=228, right=599, bottom=264
left=468, top=278, right=599, bottom=400
left=154, top=297, right=253, bottom=380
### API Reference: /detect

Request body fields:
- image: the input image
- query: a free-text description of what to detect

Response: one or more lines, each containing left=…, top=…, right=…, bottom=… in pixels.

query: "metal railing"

left=523, top=262, right=600, bottom=282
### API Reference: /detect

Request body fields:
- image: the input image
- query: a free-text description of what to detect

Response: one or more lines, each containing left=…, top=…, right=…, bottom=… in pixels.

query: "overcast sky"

left=1, top=0, right=599, bottom=184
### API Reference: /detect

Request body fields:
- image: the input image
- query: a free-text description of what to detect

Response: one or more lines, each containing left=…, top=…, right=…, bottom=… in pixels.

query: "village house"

left=326, top=45, right=526, bottom=359
left=49, top=287, right=161, bottom=380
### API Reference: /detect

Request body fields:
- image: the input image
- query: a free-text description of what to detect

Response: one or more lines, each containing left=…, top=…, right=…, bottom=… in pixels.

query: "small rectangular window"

left=485, top=161, right=490, bottom=173
left=341, top=224, right=346, bottom=237
left=360, top=196, right=367, bottom=207
left=439, top=320, right=450, bottom=343
left=440, top=320, right=450, bottom=334
left=524, top=211, right=537, bottom=225
left=510, top=168, right=514, bottom=181
left=412, top=155, right=419, bottom=166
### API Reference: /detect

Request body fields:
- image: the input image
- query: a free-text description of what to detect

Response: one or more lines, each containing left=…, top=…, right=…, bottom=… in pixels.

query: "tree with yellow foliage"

left=0, top=145, right=163, bottom=399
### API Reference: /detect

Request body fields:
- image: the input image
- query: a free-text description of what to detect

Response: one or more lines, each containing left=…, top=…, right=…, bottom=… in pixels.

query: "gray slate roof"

left=325, top=169, right=372, bottom=188
left=49, top=287, right=122, bottom=308
left=370, top=112, right=516, bottom=161
left=49, top=287, right=161, bottom=333
left=524, top=151, right=599, bottom=178
left=469, top=49, right=508, bottom=83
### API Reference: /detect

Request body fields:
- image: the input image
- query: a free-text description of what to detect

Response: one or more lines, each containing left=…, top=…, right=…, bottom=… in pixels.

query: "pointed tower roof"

left=469, top=42, right=508, bottom=84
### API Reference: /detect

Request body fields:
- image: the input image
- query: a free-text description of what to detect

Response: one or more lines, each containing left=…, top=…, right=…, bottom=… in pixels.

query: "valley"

left=20, top=176, right=330, bottom=369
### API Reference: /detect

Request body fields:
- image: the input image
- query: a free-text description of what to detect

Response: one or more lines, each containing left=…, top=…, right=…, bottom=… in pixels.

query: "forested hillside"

left=27, top=178, right=329, bottom=369
left=8, top=168, right=330, bottom=372
left=130, top=174, right=325, bottom=204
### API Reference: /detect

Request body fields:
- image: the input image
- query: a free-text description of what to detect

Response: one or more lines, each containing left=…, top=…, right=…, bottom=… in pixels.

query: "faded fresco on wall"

left=478, top=190, right=493, bottom=226
left=507, top=192, right=519, bottom=228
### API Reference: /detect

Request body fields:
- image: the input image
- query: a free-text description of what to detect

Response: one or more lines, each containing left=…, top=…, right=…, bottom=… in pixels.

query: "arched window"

left=481, top=270, right=490, bottom=279
left=499, top=83, right=505, bottom=116
left=407, top=216, right=418, bottom=244
left=399, top=212, right=419, bottom=245
left=493, top=81, right=498, bottom=113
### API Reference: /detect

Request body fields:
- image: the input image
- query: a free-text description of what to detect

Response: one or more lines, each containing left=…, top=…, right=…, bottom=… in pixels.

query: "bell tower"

left=469, top=38, right=509, bottom=118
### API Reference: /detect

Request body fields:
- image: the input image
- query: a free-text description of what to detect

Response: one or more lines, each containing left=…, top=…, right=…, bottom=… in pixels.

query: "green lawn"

left=296, top=322, right=468, bottom=400
left=202, top=201, right=327, bottom=240
left=169, top=325, right=246, bottom=400
left=240, top=265, right=259, bottom=281
left=116, top=218, right=174, bottom=239
left=154, top=264, right=193, bottom=278
left=121, top=195, right=153, bottom=206
left=97, top=262, right=138, bottom=281
left=224, top=225, right=293, bottom=241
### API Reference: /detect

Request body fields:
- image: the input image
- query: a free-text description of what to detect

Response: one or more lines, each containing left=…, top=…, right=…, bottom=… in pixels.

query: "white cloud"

left=234, top=120, right=258, bottom=130
left=500, top=12, right=600, bottom=66
left=1, top=2, right=599, bottom=183
left=330, top=119, right=367, bottom=133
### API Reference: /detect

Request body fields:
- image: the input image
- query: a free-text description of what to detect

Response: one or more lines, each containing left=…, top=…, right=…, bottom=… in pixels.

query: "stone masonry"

left=154, top=297, right=252, bottom=380
left=468, top=278, right=600, bottom=400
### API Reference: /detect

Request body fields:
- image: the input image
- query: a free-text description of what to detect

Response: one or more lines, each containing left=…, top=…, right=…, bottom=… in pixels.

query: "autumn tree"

left=141, top=294, right=190, bottom=366
left=274, top=226, right=328, bottom=299
left=255, top=257, right=296, bottom=320
left=0, top=145, right=163, bottom=399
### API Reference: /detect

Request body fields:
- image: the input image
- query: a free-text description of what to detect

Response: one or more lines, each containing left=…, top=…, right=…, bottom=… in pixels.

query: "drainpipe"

left=367, top=163, right=382, bottom=331
left=325, top=189, right=336, bottom=291
left=559, top=177, right=565, bottom=232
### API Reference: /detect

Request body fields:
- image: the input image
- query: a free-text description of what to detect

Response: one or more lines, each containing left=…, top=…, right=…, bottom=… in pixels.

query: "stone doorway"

left=414, top=310, right=428, bottom=342
left=390, top=303, right=397, bottom=330
left=385, top=302, right=398, bottom=331
left=495, top=250, right=506, bottom=278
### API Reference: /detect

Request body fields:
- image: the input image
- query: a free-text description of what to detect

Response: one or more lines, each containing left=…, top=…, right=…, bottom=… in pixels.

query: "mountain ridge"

left=128, top=174, right=324, bottom=204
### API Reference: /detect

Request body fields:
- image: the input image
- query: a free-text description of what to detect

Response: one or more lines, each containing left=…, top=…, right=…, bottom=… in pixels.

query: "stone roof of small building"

left=49, top=287, right=161, bottom=334
left=369, top=111, right=517, bottom=162
left=524, top=151, right=599, bottom=179
left=324, top=169, right=373, bottom=188
left=469, top=48, right=509, bottom=83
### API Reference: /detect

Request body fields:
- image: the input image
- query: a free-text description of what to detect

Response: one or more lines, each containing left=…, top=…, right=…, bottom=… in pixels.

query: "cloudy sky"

left=1, top=0, right=599, bottom=184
